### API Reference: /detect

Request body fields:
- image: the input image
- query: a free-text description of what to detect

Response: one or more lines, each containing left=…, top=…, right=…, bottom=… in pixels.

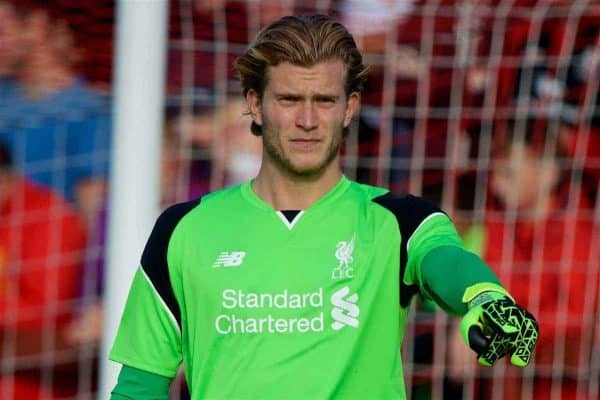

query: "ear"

left=343, top=92, right=360, bottom=128
left=246, top=89, right=263, bottom=127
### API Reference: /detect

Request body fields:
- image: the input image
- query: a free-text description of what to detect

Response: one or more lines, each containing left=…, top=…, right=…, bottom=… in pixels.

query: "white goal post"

left=98, top=1, right=169, bottom=399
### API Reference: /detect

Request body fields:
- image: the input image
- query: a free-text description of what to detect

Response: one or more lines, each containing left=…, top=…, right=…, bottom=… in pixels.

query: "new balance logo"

left=213, top=251, right=246, bottom=268
left=331, top=286, right=359, bottom=330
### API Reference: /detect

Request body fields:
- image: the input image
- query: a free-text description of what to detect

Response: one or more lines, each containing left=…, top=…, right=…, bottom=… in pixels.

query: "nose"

left=295, top=101, right=318, bottom=131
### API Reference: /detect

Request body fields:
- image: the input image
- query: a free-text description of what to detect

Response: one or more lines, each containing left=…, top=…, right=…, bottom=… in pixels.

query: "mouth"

left=288, top=138, right=323, bottom=151
left=290, top=137, right=322, bottom=142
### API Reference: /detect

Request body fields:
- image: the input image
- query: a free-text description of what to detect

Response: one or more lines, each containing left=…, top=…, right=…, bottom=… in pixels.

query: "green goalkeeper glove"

left=460, top=289, right=539, bottom=367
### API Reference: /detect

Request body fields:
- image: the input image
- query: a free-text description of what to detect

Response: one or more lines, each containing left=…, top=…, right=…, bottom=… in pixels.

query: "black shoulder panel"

left=372, top=193, right=444, bottom=307
left=140, top=199, right=201, bottom=329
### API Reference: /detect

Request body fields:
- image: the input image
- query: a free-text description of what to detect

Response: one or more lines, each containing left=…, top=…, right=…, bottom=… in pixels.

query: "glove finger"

left=477, top=354, right=494, bottom=367
left=510, top=315, right=539, bottom=367
left=478, top=327, right=518, bottom=367
left=510, top=347, right=531, bottom=367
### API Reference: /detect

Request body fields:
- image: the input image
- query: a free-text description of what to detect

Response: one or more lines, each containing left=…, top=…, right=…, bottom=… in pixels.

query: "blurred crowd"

left=0, top=0, right=598, bottom=399
left=0, top=1, right=110, bottom=399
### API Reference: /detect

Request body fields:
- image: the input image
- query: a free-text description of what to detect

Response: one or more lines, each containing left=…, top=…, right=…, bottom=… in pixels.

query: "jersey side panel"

left=109, top=268, right=183, bottom=377
left=109, top=199, right=201, bottom=378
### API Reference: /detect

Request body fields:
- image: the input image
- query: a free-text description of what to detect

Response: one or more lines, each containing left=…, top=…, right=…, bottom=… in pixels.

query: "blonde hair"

left=235, top=14, right=368, bottom=136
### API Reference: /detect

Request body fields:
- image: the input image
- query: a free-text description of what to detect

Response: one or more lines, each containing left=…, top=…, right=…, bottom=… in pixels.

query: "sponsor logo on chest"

left=211, top=233, right=361, bottom=336
left=214, top=286, right=359, bottom=335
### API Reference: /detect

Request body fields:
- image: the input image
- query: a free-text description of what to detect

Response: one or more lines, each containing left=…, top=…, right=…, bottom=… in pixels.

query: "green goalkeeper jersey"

left=109, top=176, right=464, bottom=399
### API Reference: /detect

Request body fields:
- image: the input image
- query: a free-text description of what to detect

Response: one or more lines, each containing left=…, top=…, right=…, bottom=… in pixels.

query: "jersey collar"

left=240, top=175, right=352, bottom=213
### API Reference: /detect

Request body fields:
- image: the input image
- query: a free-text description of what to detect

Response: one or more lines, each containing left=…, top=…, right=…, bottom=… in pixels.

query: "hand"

left=460, top=291, right=539, bottom=367
left=63, top=302, right=104, bottom=346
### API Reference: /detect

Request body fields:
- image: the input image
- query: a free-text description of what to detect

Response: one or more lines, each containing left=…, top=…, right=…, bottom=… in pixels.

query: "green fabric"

left=419, top=245, right=502, bottom=315
left=110, top=268, right=182, bottom=377
left=111, top=365, right=172, bottom=399
left=110, top=176, right=467, bottom=399
left=402, top=214, right=463, bottom=287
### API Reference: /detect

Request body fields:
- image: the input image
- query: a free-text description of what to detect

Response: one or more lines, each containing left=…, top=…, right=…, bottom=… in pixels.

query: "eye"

left=278, top=96, right=299, bottom=105
left=316, top=96, right=337, bottom=106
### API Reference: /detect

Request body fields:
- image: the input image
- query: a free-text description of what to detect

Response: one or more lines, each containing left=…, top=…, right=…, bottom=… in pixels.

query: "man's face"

left=247, top=60, right=359, bottom=179
left=491, top=141, right=558, bottom=212
left=0, top=3, right=23, bottom=77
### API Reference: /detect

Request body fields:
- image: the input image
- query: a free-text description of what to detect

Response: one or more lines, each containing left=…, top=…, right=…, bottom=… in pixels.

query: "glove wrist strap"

left=462, top=282, right=514, bottom=307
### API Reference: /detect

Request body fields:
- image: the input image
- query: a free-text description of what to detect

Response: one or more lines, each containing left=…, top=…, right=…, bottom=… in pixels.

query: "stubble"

left=261, top=118, right=345, bottom=181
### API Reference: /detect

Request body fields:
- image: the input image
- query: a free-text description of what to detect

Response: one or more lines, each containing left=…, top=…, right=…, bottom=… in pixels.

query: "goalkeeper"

left=108, top=14, right=538, bottom=399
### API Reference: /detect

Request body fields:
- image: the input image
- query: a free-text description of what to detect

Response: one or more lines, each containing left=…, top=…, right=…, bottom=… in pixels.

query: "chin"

left=289, top=166, right=325, bottom=178
left=285, top=161, right=329, bottom=178
left=286, top=157, right=325, bottom=173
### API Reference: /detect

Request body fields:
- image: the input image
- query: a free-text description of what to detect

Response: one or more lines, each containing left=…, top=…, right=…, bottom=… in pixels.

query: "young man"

left=109, top=15, right=538, bottom=399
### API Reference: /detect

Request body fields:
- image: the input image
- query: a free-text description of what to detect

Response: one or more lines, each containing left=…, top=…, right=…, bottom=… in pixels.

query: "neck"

left=19, top=63, right=75, bottom=99
left=252, top=162, right=343, bottom=211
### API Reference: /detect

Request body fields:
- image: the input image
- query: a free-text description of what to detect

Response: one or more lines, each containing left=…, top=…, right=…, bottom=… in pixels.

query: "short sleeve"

left=109, top=267, right=183, bottom=378
left=403, top=213, right=463, bottom=286
left=109, top=199, right=200, bottom=377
